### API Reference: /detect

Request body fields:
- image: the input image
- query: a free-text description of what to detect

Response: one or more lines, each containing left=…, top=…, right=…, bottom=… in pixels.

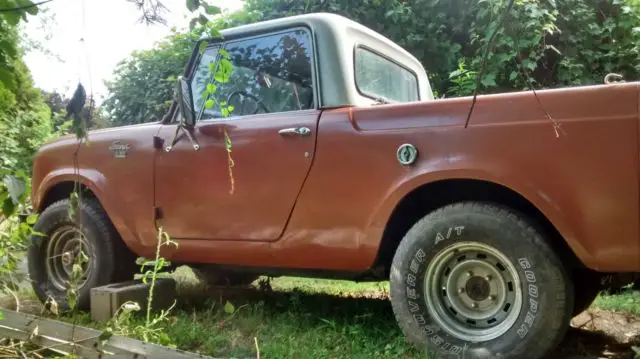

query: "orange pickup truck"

left=28, top=12, right=639, bottom=359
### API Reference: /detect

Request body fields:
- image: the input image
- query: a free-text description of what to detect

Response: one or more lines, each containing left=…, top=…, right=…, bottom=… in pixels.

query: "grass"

left=8, top=267, right=640, bottom=359
left=592, top=287, right=640, bottom=315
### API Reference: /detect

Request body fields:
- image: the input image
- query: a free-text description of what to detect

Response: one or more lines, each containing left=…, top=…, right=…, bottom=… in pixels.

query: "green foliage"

left=240, top=0, right=640, bottom=97
left=0, top=169, right=39, bottom=299
left=102, top=29, right=199, bottom=126
left=0, top=10, right=53, bottom=174
left=103, top=0, right=640, bottom=124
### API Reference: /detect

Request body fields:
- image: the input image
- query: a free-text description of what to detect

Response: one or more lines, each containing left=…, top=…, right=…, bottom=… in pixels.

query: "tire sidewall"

left=28, top=200, right=112, bottom=310
left=390, top=204, right=571, bottom=359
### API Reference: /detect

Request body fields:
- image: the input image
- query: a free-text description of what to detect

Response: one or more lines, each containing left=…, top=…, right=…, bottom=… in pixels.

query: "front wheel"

left=27, top=199, right=133, bottom=311
left=389, top=202, right=573, bottom=359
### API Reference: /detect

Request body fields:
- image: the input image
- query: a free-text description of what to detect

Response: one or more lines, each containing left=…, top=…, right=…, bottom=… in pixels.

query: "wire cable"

left=464, top=0, right=515, bottom=128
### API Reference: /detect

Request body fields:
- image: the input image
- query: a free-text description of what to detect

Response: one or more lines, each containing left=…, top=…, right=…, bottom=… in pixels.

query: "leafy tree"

left=102, top=0, right=640, bottom=126
left=102, top=29, right=199, bottom=126
left=0, top=20, right=52, bottom=173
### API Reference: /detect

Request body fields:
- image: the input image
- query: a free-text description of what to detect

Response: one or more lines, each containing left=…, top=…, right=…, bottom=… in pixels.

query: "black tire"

left=389, top=202, right=573, bottom=359
left=28, top=198, right=130, bottom=311
left=192, top=265, right=258, bottom=287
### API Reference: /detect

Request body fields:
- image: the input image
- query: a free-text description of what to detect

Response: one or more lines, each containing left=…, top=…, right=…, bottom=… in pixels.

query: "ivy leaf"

left=205, top=99, right=214, bottom=109
left=219, top=49, right=231, bottom=60
left=198, top=41, right=208, bottom=54
left=198, top=14, right=208, bottom=25
left=224, top=300, right=235, bottom=314
left=509, top=71, right=518, bottom=81
left=206, top=83, right=217, bottom=94
left=209, top=28, right=221, bottom=38
left=186, top=0, right=199, bottom=12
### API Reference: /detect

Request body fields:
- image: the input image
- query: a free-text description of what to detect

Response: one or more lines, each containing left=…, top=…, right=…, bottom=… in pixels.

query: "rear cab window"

left=354, top=46, right=419, bottom=103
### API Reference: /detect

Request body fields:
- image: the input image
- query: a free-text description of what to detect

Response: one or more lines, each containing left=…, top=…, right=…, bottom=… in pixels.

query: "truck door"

left=154, top=28, right=318, bottom=241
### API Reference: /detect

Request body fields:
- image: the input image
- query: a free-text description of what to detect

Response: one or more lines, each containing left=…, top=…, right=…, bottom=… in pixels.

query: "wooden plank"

left=0, top=309, right=217, bottom=359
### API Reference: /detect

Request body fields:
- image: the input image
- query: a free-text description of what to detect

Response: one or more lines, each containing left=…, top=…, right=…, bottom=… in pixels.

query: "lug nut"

left=466, top=271, right=473, bottom=277
left=489, top=295, right=496, bottom=301
left=471, top=302, right=478, bottom=309
left=458, top=288, right=465, bottom=294
left=485, top=275, right=492, bottom=281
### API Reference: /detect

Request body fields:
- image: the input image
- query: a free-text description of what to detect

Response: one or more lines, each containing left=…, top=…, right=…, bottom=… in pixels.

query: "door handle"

left=278, top=127, right=311, bottom=136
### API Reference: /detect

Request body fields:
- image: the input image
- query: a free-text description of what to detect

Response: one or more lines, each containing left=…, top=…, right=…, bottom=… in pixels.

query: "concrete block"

left=90, top=278, right=177, bottom=322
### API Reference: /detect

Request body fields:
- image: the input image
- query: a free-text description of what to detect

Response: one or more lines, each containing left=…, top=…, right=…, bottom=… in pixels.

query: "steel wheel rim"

left=424, top=241, right=522, bottom=342
left=44, top=225, right=92, bottom=291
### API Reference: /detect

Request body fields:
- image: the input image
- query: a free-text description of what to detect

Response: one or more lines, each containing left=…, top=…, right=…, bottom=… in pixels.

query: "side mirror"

left=176, top=76, right=195, bottom=128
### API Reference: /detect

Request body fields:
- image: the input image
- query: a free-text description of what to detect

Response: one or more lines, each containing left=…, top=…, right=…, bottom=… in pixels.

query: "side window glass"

left=200, top=29, right=314, bottom=120
left=191, top=45, right=220, bottom=116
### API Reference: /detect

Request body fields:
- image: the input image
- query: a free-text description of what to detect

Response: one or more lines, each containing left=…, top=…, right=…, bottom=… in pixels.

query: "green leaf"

left=189, top=17, right=198, bottom=30
left=3, top=12, right=21, bottom=26
left=198, top=14, right=208, bottom=25
left=206, top=83, right=217, bottom=94
left=205, top=99, right=215, bottom=109
left=480, top=73, right=497, bottom=87
left=24, top=0, right=38, bottom=15
left=204, top=5, right=220, bottom=15
left=3, top=176, right=25, bottom=205
left=214, top=72, right=229, bottom=83
left=509, top=71, right=518, bottom=81
left=209, top=28, right=221, bottom=38
left=0, top=311, right=4, bottom=320
left=221, top=107, right=229, bottom=117
left=219, top=49, right=230, bottom=59
left=26, top=213, right=38, bottom=225
left=227, top=105, right=234, bottom=113
left=224, top=300, right=235, bottom=314
left=198, top=41, right=208, bottom=54
left=186, top=0, right=199, bottom=12
left=208, top=62, right=217, bottom=73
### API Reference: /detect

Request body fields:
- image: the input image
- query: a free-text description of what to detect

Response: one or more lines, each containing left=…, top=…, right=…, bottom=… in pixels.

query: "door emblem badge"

left=109, top=141, right=130, bottom=158
left=397, top=143, right=418, bottom=165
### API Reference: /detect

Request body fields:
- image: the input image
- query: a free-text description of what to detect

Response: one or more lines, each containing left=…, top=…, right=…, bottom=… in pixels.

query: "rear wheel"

left=28, top=199, right=134, bottom=311
left=389, top=202, right=573, bottom=359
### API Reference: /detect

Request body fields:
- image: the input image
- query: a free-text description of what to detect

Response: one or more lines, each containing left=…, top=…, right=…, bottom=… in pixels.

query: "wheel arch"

left=372, top=177, right=587, bottom=276
left=33, top=171, right=143, bottom=255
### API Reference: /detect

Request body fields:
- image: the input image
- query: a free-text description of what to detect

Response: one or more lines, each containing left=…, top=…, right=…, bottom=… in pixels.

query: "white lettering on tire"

left=517, top=257, right=538, bottom=339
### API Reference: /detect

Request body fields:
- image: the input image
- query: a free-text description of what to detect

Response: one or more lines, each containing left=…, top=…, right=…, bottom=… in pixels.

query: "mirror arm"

left=164, top=123, right=182, bottom=152
left=183, top=127, right=200, bottom=151
left=164, top=122, right=200, bottom=152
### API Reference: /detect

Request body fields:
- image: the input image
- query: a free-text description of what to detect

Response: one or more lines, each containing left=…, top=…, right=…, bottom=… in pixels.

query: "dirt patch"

left=548, top=309, right=640, bottom=359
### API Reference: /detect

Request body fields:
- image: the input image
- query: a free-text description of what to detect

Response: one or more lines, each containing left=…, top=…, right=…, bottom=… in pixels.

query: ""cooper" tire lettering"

left=518, top=258, right=532, bottom=269
left=516, top=257, right=539, bottom=339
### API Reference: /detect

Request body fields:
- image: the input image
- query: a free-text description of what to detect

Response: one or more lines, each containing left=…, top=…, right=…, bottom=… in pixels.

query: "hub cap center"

left=465, top=276, right=491, bottom=301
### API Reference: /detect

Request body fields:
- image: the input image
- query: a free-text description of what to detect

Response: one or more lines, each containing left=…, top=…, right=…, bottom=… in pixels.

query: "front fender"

left=34, top=168, right=147, bottom=255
